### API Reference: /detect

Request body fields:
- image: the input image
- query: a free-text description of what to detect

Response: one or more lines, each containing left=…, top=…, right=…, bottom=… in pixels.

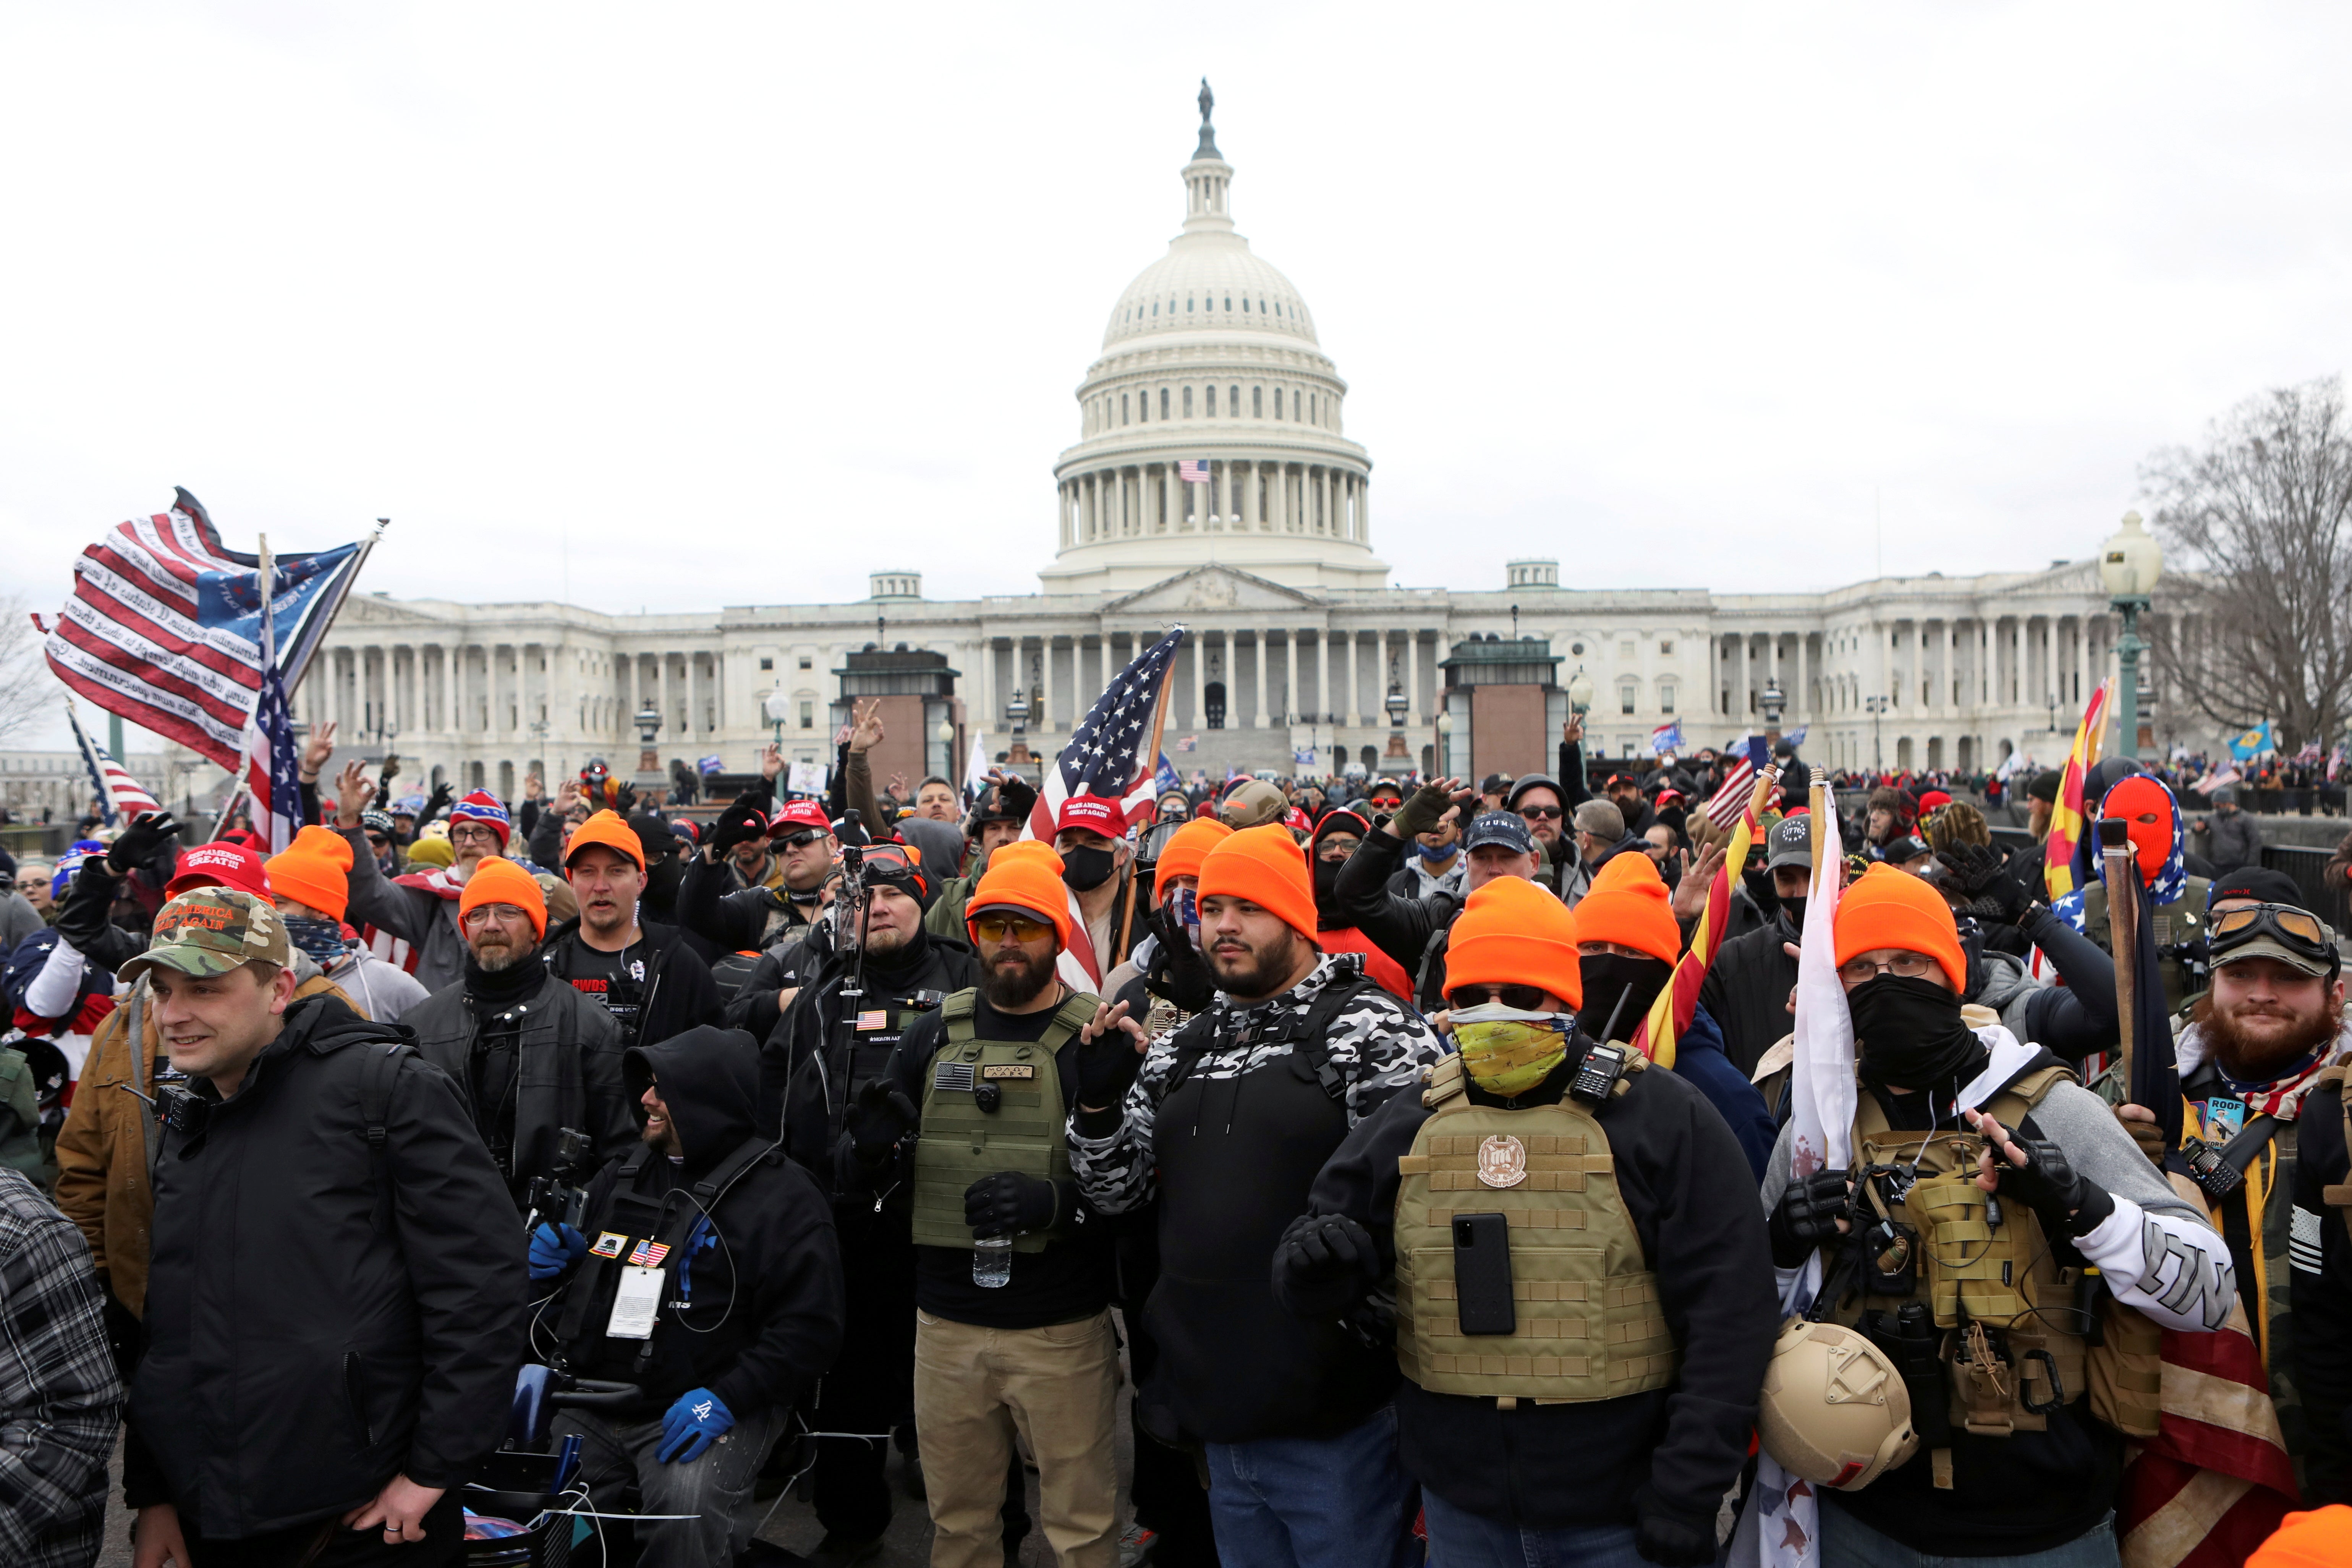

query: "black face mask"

left=1742, top=866, right=1779, bottom=917
left=1062, top=846, right=1117, bottom=893
left=1847, top=974, right=1985, bottom=1095
left=1777, top=896, right=1807, bottom=932
left=1313, top=858, right=1345, bottom=908
left=1578, top=953, right=1674, bottom=1042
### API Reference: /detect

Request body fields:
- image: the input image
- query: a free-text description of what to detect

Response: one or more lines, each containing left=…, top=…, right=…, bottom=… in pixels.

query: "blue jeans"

left=1421, top=1487, right=1650, bottom=1568
left=1202, top=1404, right=1420, bottom=1568
left=1820, top=1504, right=2119, bottom=1568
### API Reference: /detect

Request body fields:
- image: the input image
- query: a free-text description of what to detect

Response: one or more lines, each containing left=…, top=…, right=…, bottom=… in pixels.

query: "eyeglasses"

left=775, top=830, right=827, bottom=850
left=970, top=913, right=1054, bottom=944
left=1518, top=805, right=1564, bottom=821
left=1445, top=983, right=1555, bottom=1011
left=449, top=825, right=501, bottom=847
left=461, top=903, right=532, bottom=929
left=1836, top=951, right=1943, bottom=984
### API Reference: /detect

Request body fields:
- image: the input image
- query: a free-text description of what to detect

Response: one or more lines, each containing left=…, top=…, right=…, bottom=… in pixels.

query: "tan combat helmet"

left=1757, top=1319, right=1919, bottom=1492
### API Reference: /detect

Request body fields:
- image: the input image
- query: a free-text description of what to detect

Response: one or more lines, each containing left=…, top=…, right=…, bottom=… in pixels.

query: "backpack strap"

left=357, top=1039, right=413, bottom=1235
left=2315, top=1067, right=2352, bottom=1234
left=1287, top=969, right=1379, bottom=1104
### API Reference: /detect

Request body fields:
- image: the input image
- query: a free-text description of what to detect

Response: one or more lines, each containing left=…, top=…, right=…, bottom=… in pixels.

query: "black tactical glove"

left=614, top=781, right=638, bottom=816
left=1991, top=1130, right=2115, bottom=1238
left=1632, top=1485, right=1718, bottom=1567
left=1072, top=1015, right=1146, bottom=1112
left=1768, top=1168, right=1853, bottom=1268
left=706, top=800, right=769, bottom=861
left=1388, top=782, right=1456, bottom=842
left=106, top=812, right=181, bottom=875
left=1935, top=842, right=2028, bottom=922
left=964, top=1171, right=1060, bottom=1240
left=1144, top=902, right=1218, bottom=1014
left=1270, top=1212, right=1380, bottom=1318
left=421, top=782, right=454, bottom=824
left=841, top=1079, right=918, bottom=1170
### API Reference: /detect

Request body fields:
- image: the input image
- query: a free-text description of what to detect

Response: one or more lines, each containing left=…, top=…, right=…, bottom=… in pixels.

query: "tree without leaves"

left=0, top=595, right=62, bottom=748
left=2142, top=376, right=2352, bottom=752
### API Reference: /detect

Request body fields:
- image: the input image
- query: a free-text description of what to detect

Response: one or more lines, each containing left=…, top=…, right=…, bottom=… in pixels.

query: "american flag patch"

left=855, top=1010, right=889, bottom=1031
left=628, top=1240, right=670, bottom=1268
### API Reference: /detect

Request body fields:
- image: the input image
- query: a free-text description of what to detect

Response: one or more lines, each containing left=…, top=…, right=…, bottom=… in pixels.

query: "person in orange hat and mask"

left=1761, top=862, right=2231, bottom=1566
left=1274, top=875, right=1774, bottom=1568
left=1067, top=823, right=1444, bottom=1568
left=264, top=825, right=430, bottom=1024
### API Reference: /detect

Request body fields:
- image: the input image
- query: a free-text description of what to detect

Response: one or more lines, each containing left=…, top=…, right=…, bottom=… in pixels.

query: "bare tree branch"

left=0, top=595, right=63, bottom=748
left=2142, top=377, right=2352, bottom=751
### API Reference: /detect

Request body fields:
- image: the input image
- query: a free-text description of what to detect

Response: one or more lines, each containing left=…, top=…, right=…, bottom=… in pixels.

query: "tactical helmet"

left=1756, top=1319, right=1918, bottom=1492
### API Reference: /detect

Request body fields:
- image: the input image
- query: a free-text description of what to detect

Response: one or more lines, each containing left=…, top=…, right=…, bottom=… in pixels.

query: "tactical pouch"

left=1947, top=1324, right=2021, bottom=1437
left=1913, top=1170, right=2032, bottom=1328
left=2086, top=1295, right=2164, bottom=1438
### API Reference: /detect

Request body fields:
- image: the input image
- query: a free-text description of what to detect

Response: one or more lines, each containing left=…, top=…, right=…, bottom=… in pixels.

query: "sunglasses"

left=364, top=833, right=390, bottom=848
left=2210, top=903, right=2334, bottom=967
left=970, top=913, right=1054, bottom=944
left=1518, top=805, right=1564, bottom=821
left=775, top=830, right=827, bottom=850
left=1444, top=982, right=1555, bottom=1011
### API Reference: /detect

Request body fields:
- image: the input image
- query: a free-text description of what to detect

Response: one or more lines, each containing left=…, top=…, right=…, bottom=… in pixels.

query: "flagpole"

left=283, top=520, right=381, bottom=698
left=208, top=535, right=277, bottom=845
left=1117, top=625, right=1186, bottom=967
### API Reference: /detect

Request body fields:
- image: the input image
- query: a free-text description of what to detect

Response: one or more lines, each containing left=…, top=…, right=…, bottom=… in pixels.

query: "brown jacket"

left=54, top=971, right=358, bottom=1317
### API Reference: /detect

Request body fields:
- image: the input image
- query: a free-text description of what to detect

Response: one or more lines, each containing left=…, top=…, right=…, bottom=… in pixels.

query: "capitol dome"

left=1041, top=84, right=1386, bottom=595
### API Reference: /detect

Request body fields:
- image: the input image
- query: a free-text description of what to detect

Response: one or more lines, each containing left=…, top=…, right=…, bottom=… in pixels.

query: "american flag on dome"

left=1177, top=458, right=1211, bottom=484
left=1702, top=734, right=1769, bottom=828
left=1026, top=626, right=1186, bottom=987
left=39, top=489, right=372, bottom=773
left=64, top=703, right=162, bottom=827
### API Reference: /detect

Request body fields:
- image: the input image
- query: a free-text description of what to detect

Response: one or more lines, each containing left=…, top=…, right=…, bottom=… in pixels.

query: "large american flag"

left=40, top=489, right=369, bottom=773
left=1026, top=626, right=1186, bottom=987
left=1702, top=733, right=1770, bottom=828
left=64, top=703, right=162, bottom=827
left=238, top=663, right=304, bottom=854
left=1177, top=458, right=1211, bottom=484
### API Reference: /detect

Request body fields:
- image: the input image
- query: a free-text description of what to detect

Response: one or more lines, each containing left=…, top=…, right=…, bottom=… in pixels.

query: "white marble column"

left=1358, top=479, right=1369, bottom=545
left=1252, top=632, right=1269, bottom=728
left=1406, top=630, right=1422, bottom=728
left=1796, top=634, right=1809, bottom=720
left=1316, top=629, right=1331, bottom=723
left=1375, top=629, right=1390, bottom=717
left=1942, top=621, right=1955, bottom=714
left=1041, top=637, right=1058, bottom=735
left=1737, top=634, right=1750, bottom=723
left=1190, top=629, right=1206, bottom=729
left=1344, top=630, right=1360, bottom=725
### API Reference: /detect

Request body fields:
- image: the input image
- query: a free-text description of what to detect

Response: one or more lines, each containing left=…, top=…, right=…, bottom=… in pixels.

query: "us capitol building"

left=310, top=87, right=2140, bottom=801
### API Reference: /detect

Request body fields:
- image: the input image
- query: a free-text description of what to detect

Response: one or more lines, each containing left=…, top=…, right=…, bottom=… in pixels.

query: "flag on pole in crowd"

left=1154, top=751, right=1180, bottom=793
left=963, top=734, right=992, bottom=803
left=1026, top=626, right=1186, bottom=989
left=64, top=703, right=161, bottom=827
left=1633, top=762, right=1775, bottom=1070
left=2043, top=678, right=2112, bottom=904
left=1781, top=724, right=1808, bottom=748
left=1176, top=734, right=1197, bottom=752
left=696, top=755, right=724, bottom=777
left=1648, top=720, right=1683, bottom=756
left=1292, top=746, right=1316, bottom=766
left=2295, top=740, right=2323, bottom=765
left=2227, top=720, right=2275, bottom=761
left=233, top=537, right=306, bottom=855
left=1177, top=458, right=1211, bottom=484
left=2190, top=766, right=2241, bottom=797
left=1701, top=734, right=1769, bottom=828
left=39, top=489, right=374, bottom=774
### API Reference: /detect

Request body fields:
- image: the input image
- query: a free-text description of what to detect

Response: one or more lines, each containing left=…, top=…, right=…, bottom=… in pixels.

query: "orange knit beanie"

left=1834, top=863, right=1966, bottom=992
left=460, top=855, right=549, bottom=938
left=1197, top=824, right=1318, bottom=942
left=1154, top=819, right=1233, bottom=887
left=1573, top=852, right=1682, bottom=965
left=265, top=825, right=353, bottom=922
left=966, top=840, right=1072, bottom=949
left=1445, top=875, right=1583, bottom=1008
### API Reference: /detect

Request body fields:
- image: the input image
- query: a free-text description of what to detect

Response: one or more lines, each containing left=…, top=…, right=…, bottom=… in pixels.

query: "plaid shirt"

left=0, top=1168, right=123, bottom=1568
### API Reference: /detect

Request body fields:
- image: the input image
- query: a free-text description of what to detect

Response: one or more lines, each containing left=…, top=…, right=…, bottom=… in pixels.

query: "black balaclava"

left=1313, top=858, right=1345, bottom=916
left=1578, top=952, right=1674, bottom=1042
left=1848, top=974, right=1985, bottom=1096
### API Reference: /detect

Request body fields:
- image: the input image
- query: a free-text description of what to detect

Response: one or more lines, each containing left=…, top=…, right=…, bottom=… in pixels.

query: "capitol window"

left=1224, top=296, right=1231, bottom=310
left=1242, top=296, right=1250, bottom=312
left=1138, top=392, right=1148, bottom=423
left=1121, top=393, right=1130, bottom=425
left=1253, top=385, right=1263, bottom=417
left=1151, top=301, right=1158, bottom=316
left=1660, top=682, right=1677, bottom=714
left=1229, top=385, right=1239, bottom=414
left=1187, top=296, right=1195, bottom=312
left=1292, top=389, right=1301, bottom=420
left=1272, top=388, right=1283, bottom=420
left=1183, top=386, right=1193, bottom=417
left=1160, top=387, right=1169, bottom=419
left=1206, top=385, right=1217, bottom=416
left=1619, top=680, right=1638, bottom=715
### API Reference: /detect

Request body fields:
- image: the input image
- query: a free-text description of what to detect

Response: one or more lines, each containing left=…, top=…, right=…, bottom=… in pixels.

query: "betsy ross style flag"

left=41, top=489, right=371, bottom=773
left=64, top=704, right=162, bottom=827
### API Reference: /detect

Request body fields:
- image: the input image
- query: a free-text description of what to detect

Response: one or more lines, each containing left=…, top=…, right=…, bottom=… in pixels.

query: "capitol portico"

left=308, top=88, right=2185, bottom=801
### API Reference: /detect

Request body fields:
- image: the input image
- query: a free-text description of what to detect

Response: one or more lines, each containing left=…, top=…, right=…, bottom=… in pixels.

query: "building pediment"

left=1101, top=565, right=1321, bottom=616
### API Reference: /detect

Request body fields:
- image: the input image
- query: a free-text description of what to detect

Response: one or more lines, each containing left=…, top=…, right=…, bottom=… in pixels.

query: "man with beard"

left=762, top=838, right=979, bottom=1563
left=335, top=766, right=519, bottom=991
left=1761, top=865, right=2231, bottom=1566
left=2121, top=872, right=2349, bottom=1468
left=1068, top=825, right=1445, bottom=1568
left=400, top=857, right=639, bottom=1209
left=1274, top=875, right=1774, bottom=1568
left=542, top=810, right=723, bottom=1053
left=836, top=843, right=1121, bottom=1568
left=1572, top=851, right=1774, bottom=1178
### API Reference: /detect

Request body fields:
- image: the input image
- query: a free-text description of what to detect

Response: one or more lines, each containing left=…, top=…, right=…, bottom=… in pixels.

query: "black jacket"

left=401, top=963, right=639, bottom=1200
left=1302, top=1039, right=1775, bottom=1530
left=128, top=997, right=524, bottom=1539
left=550, top=1027, right=843, bottom=1419
left=1697, top=912, right=1801, bottom=1079
left=2293, top=1074, right=2352, bottom=1505
left=49, top=858, right=147, bottom=974
left=676, top=853, right=818, bottom=957
left=539, top=917, right=724, bottom=1055
left=1329, top=827, right=1458, bottom=1008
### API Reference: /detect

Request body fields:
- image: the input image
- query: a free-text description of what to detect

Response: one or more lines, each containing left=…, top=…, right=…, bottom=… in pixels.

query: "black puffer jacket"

left=128, top=996, right=524, bottom=1539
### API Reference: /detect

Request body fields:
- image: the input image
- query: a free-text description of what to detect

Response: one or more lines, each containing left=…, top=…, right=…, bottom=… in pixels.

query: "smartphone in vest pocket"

left=1452, top=1213, right=1516, bottom=1336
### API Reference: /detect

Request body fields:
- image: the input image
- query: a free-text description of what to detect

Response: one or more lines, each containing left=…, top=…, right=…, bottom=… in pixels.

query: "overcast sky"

left=6, top=3, right=2349, bottom=751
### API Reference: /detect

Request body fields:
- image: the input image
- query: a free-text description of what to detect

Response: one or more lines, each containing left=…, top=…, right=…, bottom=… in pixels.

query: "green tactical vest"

left=910, top=988, right=1099, bottom=1253
left=1392, top=1054, right=1678, bottom=1405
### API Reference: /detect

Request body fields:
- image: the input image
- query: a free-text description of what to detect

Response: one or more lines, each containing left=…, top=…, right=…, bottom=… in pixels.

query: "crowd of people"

left=0, top=702, right=2347, bottom=1568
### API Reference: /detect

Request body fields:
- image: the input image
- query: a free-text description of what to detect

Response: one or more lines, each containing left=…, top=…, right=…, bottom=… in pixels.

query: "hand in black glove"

left=964, top=1171, right=1060, bottom=1240
left=1966, top=1109, right=2115, bottom=1237
left=1767, top=1168, right=1853, bottom=1268
left=1632, top=1484, right=1718, bottom=1567
left=1270, top=1212, right=1380, bottom=1318
left=706, top=801, right=769, bottom=861
left=106, top=812, right=181, bottom=875
left=1144, top=903, right=1218, bottom=1014
left=1389, top=777, right=1471, bottom=841
left=1072, top=999, right=1148, bottom=1112
left=422, top=782, right=454, bottom=823
left=614, top=782, right=638, bottom=816
left=842, top=1079, right=918, bottom=1169
left=1935, top=842, right=2027, bottom=921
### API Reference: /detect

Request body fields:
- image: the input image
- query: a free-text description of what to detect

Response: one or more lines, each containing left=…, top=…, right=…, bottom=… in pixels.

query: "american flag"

left=1177, top=458, right=1211, bottom=484
left=1027, top=626, right=1186, bottom=988
left=40, top=489, right=370, bottom=773
left=1701, top=734, right=1770, bottom=828
left=63, top=704, right=162, bottom=827
left=237, top=663, right=304, bottom=854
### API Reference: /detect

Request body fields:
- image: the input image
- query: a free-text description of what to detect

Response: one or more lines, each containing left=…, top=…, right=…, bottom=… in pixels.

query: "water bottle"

left=973, top=1235, right=1013, bottom=1288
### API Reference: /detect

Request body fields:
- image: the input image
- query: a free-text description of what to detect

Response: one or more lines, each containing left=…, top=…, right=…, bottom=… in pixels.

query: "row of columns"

left=303, top=643, right=738, bottom=748
left=986, top=627, right=1434, bottom=733
left=1716, top=613, right=2117, bottom=726
left=1060, top=461, right=1366, bottom=547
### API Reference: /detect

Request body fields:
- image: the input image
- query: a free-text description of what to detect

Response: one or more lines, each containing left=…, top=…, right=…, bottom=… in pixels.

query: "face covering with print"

left=1847, top=973, right=1985, bottom=1094
left=282, top=916, right=348, bottom=966
left=1450, top=1003, right=1573, bottom=1097
left=1577, top=952, right=1674, bottom=1043
left=1061, top=846, right=1117, bottom=893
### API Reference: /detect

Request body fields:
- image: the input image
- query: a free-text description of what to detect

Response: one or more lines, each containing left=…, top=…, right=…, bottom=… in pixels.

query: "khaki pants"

left=913, top=1305, right=1120, bottom=1568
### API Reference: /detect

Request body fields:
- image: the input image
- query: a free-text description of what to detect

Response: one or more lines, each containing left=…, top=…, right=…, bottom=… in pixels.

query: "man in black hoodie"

left=540, top=809, right=724, bottom=1053
left=533, top=1026, right=844, bottom=1568
left=123, top=889, right=523, bottom=1566
left=762, top=841, right=981, bottom=1560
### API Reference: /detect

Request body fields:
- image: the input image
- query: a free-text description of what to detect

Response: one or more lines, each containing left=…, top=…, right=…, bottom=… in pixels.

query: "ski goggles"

left=2209, top=903, right=2339, bottom=978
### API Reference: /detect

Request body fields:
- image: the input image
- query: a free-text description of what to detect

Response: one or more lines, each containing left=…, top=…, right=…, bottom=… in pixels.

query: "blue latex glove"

left=656, top=1387, right=734, bottom=1464
left=528, top=1223, right=587, bottom=1282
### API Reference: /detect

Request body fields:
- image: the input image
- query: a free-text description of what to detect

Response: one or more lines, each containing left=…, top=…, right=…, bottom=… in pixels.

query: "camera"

left=525, top=1126, right=598, bottom=1233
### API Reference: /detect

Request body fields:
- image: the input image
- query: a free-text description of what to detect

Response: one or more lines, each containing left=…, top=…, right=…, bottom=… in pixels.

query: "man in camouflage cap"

left=120, top=887, right=524, bottom=1564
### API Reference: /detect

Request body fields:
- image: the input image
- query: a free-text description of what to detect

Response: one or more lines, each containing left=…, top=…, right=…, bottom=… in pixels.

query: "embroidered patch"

left=1476, top=1134, right=1528, bottom=1189
left=590, top=1231, right=628, bottom=1259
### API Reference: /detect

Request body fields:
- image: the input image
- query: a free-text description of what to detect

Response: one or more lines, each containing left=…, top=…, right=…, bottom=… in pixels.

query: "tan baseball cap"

left=1219, top=779, right=1289, bottom=830
left=120, top=888, right=291, bottom=982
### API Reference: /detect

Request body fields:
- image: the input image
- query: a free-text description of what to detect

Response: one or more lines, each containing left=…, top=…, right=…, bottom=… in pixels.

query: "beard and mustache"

left=2205, top=995, right=2341, bottom=1085
left=981, top=944, right=1059, bottom=1009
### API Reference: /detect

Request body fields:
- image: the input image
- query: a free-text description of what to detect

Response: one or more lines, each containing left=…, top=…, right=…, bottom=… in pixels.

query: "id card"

left=605, top=1264, right=664, bottom=1340
left=2203, top=1097, right=2246, bottom=1141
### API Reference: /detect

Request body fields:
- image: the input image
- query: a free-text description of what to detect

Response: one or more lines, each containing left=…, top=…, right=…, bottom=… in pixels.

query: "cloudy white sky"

left=5, top=3, right=2349, bottom=748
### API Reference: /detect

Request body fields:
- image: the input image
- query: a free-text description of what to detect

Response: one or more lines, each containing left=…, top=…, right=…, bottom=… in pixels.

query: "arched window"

left=1310, top=393, right=1318, bottom=424
left=1229, top=385, right=1239, bottom=414
left=1242, top=297, right=1250, bottom=312
left=1206, top=385, right=1217, bottom=416
left=1138, top=392, right=1148, bottom=423
left=1292, top=389, right=1302, bottom=420
left=1273, top=387, right=1284, bottom=420
left=1253, top=385, right=1263, bottom=417
left=1183, top=386, right=1193, bottom=417
left=1151, top=300, right=1158, bottom=316
left=1121, top=393, right=1130, bottom=426
left=1159, top=387, right=1169, bottom=419
left=1187, top=296, right=1195, bottom=313
left=1224, top=296, right=1232, bottom=310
